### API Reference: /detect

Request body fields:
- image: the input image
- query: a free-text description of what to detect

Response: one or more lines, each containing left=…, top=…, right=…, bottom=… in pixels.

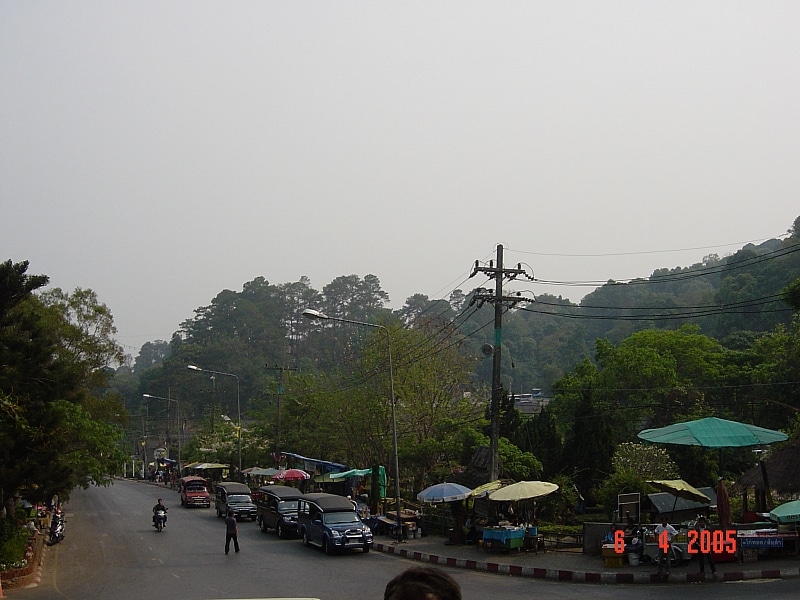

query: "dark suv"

left=297, top=492, right=372, bottom=555
left=255, top=485, right=303, bottom=538
left=215, top=482, right=257, bottom=520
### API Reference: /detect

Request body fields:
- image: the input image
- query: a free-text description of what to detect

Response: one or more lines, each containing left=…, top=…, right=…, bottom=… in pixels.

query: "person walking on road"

left=225, top=510, right=240, bottom=554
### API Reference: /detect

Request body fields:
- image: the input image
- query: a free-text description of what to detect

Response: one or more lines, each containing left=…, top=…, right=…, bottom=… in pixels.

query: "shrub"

left=0, top=520, right=30, bottom=570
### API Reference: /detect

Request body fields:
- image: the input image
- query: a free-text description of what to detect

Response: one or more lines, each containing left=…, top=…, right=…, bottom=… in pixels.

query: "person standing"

left=695, top=516, right=717, bottom=578
left=654, top=515, right=678, bottom=576
left=225, top=510, right=240, bottom=554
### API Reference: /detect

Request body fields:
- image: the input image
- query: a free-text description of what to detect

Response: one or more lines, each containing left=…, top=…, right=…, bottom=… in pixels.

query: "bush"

left=0, top=520, right=30, bottom=570
left=538, top=524, right=583, bottom=537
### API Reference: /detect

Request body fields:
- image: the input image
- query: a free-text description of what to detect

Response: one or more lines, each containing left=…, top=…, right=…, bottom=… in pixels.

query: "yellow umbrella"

left=471, top=480, right=506, bottom=498
left=647, top=479, right=710, bottom=504
left=648, top=479, right=710, bottom=520
left=488, top=480, right=559, bottom=502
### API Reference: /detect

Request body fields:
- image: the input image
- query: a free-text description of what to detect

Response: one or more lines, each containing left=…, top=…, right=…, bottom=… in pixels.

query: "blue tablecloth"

left=482, top=527, right=525, bottom=544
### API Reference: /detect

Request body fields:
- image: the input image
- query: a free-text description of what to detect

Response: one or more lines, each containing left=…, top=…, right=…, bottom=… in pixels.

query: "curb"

left=373, top=542, right=800, bottom=584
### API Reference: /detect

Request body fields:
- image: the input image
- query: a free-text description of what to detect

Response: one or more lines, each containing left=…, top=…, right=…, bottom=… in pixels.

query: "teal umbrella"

left=770, top=500, right=800, bottom=524
left=638, top=417, right=787, bottom=448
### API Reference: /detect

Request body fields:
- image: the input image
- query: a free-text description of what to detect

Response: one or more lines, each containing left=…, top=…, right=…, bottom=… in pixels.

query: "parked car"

left=297, top=492, right=372, bottom=555
left=215, top=482, right=257, bottom=520
left=179, top=476, right=211, bottom=508
left=256, top=485, right=304, bottom=538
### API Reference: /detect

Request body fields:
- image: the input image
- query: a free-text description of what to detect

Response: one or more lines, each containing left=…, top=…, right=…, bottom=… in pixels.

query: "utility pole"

left=470, top=244, right=533, bottom=480
left=266, top=364, right=297, bottom=468
left=210, top=375, right=216, bottom=433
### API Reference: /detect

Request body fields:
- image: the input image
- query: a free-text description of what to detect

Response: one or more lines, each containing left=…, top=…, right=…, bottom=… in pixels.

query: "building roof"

left=735, top=438, right=800, bottom=493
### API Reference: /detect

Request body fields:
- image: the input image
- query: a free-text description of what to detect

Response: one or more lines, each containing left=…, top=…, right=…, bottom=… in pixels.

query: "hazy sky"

left=2, top=1, right=798, bottom=359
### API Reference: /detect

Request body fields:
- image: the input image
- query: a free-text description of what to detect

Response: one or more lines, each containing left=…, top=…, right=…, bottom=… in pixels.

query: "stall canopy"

left=191, top=462, right=229, bottom=470
left=329, top=468, right=375, bottom=480
left=248, top=467, right=280, bottom=477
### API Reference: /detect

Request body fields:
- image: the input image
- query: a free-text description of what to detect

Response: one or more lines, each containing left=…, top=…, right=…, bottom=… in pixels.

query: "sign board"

left=740, top=536, right=784, bottom=548
left=154, top=448, right=167, bottom=460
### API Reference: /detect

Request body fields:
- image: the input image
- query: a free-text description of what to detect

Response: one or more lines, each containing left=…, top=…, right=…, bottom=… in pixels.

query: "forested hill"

left=127, top=216, right=799, bottom=412
left=456, top=217, right=800, bottom=396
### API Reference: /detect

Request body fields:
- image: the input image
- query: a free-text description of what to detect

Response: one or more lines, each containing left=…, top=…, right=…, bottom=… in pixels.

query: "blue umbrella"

left=416, top=482, right=472, bottom=503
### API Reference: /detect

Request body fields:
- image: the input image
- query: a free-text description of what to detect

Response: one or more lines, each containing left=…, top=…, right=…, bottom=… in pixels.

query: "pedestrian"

left=384, top=566, right=461, bottom=600
left=654, top=515, right=678, bottom=576
left=225, top=510, right=240, bottom=554
left=695, top=516, right=717, bottom=578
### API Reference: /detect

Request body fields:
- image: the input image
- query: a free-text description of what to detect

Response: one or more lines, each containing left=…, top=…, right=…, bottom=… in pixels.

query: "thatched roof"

left=449, top=446, right=502, bottom=489
left=735, top=438, right=800, bottom=494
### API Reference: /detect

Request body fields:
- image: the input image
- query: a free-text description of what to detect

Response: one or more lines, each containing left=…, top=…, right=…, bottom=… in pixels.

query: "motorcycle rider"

left=152, top=498, right=167, bottom=528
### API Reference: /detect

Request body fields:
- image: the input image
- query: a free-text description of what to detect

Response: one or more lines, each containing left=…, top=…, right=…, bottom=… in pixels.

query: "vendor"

left=603, top=523, right=619, bottom=544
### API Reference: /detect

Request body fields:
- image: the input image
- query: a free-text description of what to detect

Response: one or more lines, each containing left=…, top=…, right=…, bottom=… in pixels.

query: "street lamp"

left=142, top=393, right=181, bottom=473
left=187, top=364, right=242, bottom=473
left=302, top=308, right=403, bottom=539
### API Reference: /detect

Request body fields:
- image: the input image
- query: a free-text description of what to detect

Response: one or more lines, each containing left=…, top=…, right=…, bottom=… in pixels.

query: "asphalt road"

left=7, top=479, right=800, bottom=600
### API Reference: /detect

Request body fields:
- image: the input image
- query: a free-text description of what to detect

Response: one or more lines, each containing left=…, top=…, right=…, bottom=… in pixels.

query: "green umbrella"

left=770, top=500, right=800, bottom=524
left=638, top=417, right=787, bottom=448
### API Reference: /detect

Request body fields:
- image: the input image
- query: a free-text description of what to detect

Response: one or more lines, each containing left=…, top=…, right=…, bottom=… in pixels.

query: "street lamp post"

left=302, top=308, right=403, bottom=539
left=142, top=393, right=181, bottom=473
left=187, top=365, right=242, bottom=473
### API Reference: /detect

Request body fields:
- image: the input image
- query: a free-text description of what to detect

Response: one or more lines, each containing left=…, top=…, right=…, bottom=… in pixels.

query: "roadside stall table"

left=382, top=510, right=420, bottom=539
left=482, top=526, right=525, bottom=552
left=602, top=544, right=625, bottom=567
left=524, top=526, right=545, bottom=553
left=737, top=529, right=799, bottom=562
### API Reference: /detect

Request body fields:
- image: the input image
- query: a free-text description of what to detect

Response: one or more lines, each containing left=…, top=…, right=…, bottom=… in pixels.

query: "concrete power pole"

left=266, top=364, right=297, bottom=468
left=470, top=244, right=533, bottom=480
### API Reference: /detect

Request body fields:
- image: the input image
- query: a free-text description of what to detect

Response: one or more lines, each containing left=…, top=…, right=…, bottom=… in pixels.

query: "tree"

left=783, top=277, right=800, bottom=312
left=279, top=317, right=482, bottom=497
left=560, top=390, right=614, bottom=502
left=520, top=408, right=563, bottom=478
left=611, top=442, right=679, bottom=480
left=134, top=340, right=171, bottom=373
left=0, top=261, right=126, bottom=514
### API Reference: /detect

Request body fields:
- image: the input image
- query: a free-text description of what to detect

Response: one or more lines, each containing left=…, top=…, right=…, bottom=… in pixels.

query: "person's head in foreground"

left=384, top=566, right=461, bottom=600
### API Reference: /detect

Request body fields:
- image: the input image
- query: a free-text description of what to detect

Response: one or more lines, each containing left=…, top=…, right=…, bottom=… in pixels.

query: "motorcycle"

left=47, top=509, right=65, bottom=545
left=153, top=508, right=168, bottom=532
left=640, top=525, right=685, bottom=568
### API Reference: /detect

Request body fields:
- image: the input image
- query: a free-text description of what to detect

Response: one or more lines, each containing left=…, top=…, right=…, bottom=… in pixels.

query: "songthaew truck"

left=179, top=476, right=211, bottom=508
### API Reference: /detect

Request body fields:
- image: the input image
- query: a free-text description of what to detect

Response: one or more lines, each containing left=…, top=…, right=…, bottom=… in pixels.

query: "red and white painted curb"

left=373, top=542, right=800, bottom=584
